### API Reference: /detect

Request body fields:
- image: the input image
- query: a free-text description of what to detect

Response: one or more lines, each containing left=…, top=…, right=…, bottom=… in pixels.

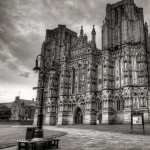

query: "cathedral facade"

left=34, top=0, right=150, bottom=125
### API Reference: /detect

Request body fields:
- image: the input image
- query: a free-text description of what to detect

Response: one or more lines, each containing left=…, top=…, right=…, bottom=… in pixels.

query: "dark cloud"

left=0, top=0, right=149, bottom=102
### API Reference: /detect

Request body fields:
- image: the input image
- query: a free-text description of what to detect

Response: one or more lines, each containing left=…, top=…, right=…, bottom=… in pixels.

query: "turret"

left=80, top=26, right=84, bottom=37
left=15, top=96, right=20, bottom=101
left=91, top=25, right=96, bottom=48
left=83, top=34, right=88, bottom=43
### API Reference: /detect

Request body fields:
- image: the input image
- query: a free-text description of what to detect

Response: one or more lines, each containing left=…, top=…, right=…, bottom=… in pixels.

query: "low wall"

left=0, top=120, right=33, bottom=125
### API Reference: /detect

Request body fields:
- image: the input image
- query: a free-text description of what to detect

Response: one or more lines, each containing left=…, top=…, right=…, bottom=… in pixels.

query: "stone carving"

left=35, top=0, right=150, bottom=125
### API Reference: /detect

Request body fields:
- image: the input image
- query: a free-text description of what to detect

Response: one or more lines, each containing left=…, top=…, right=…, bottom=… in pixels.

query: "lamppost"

left=33, top=53, right=47, bottom=139
left=18, top=48, right=59, bottom=149
left=17, top=54, right=47, bottom=149
left=33, top=52, right=56, bottom=139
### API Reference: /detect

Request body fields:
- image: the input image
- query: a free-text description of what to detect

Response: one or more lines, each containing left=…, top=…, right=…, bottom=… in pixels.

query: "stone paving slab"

left=2, top=126, right=150, bottom=150
left=45, top=126, right=150, bottom=150
left=0, top=125, right=66, bottom=149
left=59, top=124, right=150, bottom=135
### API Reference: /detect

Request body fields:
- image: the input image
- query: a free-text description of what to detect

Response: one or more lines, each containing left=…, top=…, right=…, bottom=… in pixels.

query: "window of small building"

left=117, top=100, right=121, bottom=111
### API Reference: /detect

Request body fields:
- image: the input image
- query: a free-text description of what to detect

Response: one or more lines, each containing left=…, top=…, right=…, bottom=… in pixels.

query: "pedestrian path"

left=3, top=126, right=150, bottom=150
left=45, top=126, right=150, bottom=150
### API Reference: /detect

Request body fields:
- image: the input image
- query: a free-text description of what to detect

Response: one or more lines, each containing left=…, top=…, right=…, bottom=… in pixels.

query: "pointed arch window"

left=117, top=100, right=121, bottom=111
left=72, top=68, right=75, bottom=94
left=115, top=9, right=118, bottom=25
left=78, top=66, right=82, bottom=93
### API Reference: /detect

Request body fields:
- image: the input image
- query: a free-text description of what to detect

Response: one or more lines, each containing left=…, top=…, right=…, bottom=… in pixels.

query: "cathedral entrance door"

left=97, top=113, right=102, bottom=124
left=74, top=107, right=83, bottom=124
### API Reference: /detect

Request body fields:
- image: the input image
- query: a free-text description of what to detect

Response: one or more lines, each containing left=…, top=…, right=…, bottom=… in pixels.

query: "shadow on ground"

left=0, top=125, right=66, bottom=149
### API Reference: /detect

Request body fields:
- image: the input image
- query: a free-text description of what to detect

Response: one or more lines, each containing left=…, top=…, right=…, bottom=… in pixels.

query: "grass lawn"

left=0, top=125, right=66, bottom=149
left=59, top=124, right=150, bottom=135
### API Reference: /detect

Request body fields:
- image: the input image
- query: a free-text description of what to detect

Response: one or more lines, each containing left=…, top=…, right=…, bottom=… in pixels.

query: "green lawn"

left=0, top=125, right=66, bottom=149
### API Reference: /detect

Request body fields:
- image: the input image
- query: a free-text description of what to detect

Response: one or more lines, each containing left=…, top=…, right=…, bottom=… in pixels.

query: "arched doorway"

left=74, top=107, right=83, bottom=124
left=97, top=112, right=102, bottom=124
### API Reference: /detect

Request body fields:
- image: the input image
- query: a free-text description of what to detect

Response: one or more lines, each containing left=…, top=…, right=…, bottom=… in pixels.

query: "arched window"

left=115, top=9, right=118, bottom=25
left=72, top=68, right=75, bottom=94
left=82, top=65, right=87, bottom=92
left=78, top=65, right=82, bottom=93
left=117, top=100, right=121, bottom=111
left=99, top=101, right=102, bottom=110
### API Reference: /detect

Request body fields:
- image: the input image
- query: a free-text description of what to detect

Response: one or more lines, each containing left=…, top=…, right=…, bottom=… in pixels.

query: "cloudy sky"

left=0, top=0, right=149, bottom=102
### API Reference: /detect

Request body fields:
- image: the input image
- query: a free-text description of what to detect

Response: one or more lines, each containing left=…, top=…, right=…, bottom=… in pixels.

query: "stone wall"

left=34, top=0, right=150, bottom=126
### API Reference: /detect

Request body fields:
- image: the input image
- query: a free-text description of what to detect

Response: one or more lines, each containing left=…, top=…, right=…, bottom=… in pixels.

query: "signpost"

left=133, top=116, right=142, bottom=125
left=131, top=110, right=144, bottom=134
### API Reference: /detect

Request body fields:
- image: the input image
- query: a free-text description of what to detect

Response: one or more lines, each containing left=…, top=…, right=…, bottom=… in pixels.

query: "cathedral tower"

left=102, top=0, right=150, bottom=123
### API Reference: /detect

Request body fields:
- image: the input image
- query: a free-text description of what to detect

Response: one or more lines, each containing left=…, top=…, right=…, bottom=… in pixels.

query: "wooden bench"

left=17, top=138, right=60, bottom=150
left=17, top=127, right=60, bottom=150
left=46, top=138, right=60, bottom=149
left=17, top=140, right=29, bottom=150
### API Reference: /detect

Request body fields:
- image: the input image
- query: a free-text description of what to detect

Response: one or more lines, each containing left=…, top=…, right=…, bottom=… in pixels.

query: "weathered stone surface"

left=34, top=0, right=150, bottom=125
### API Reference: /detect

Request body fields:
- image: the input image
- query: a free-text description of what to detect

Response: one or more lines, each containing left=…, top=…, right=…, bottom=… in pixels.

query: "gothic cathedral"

left=34, top=0, right=150, bottom=125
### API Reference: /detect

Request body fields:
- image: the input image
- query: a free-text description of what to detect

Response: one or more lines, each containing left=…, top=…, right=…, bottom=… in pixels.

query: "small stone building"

left=11, top=96, right=35, bottom=121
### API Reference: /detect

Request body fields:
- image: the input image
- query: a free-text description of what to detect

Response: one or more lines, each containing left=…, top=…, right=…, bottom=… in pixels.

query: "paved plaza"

left=2, top=125, right=150, bottom=150
left=47, top=126, right=150, bottom=150
left=0, top=125, right=65, bottom=149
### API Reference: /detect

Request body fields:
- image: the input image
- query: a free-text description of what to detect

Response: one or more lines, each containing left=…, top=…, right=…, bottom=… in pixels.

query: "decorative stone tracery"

left=35, top=0, right=150, bottom=126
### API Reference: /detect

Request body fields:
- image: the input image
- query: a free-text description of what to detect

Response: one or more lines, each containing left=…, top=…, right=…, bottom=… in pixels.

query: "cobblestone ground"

left=3, top=126, right=150, bottom=150
left=45, top=126, right=150, bottom=150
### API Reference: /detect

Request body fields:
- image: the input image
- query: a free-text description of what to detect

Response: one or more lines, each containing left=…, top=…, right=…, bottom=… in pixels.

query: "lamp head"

left=33, top=58, right=40, bottom=72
